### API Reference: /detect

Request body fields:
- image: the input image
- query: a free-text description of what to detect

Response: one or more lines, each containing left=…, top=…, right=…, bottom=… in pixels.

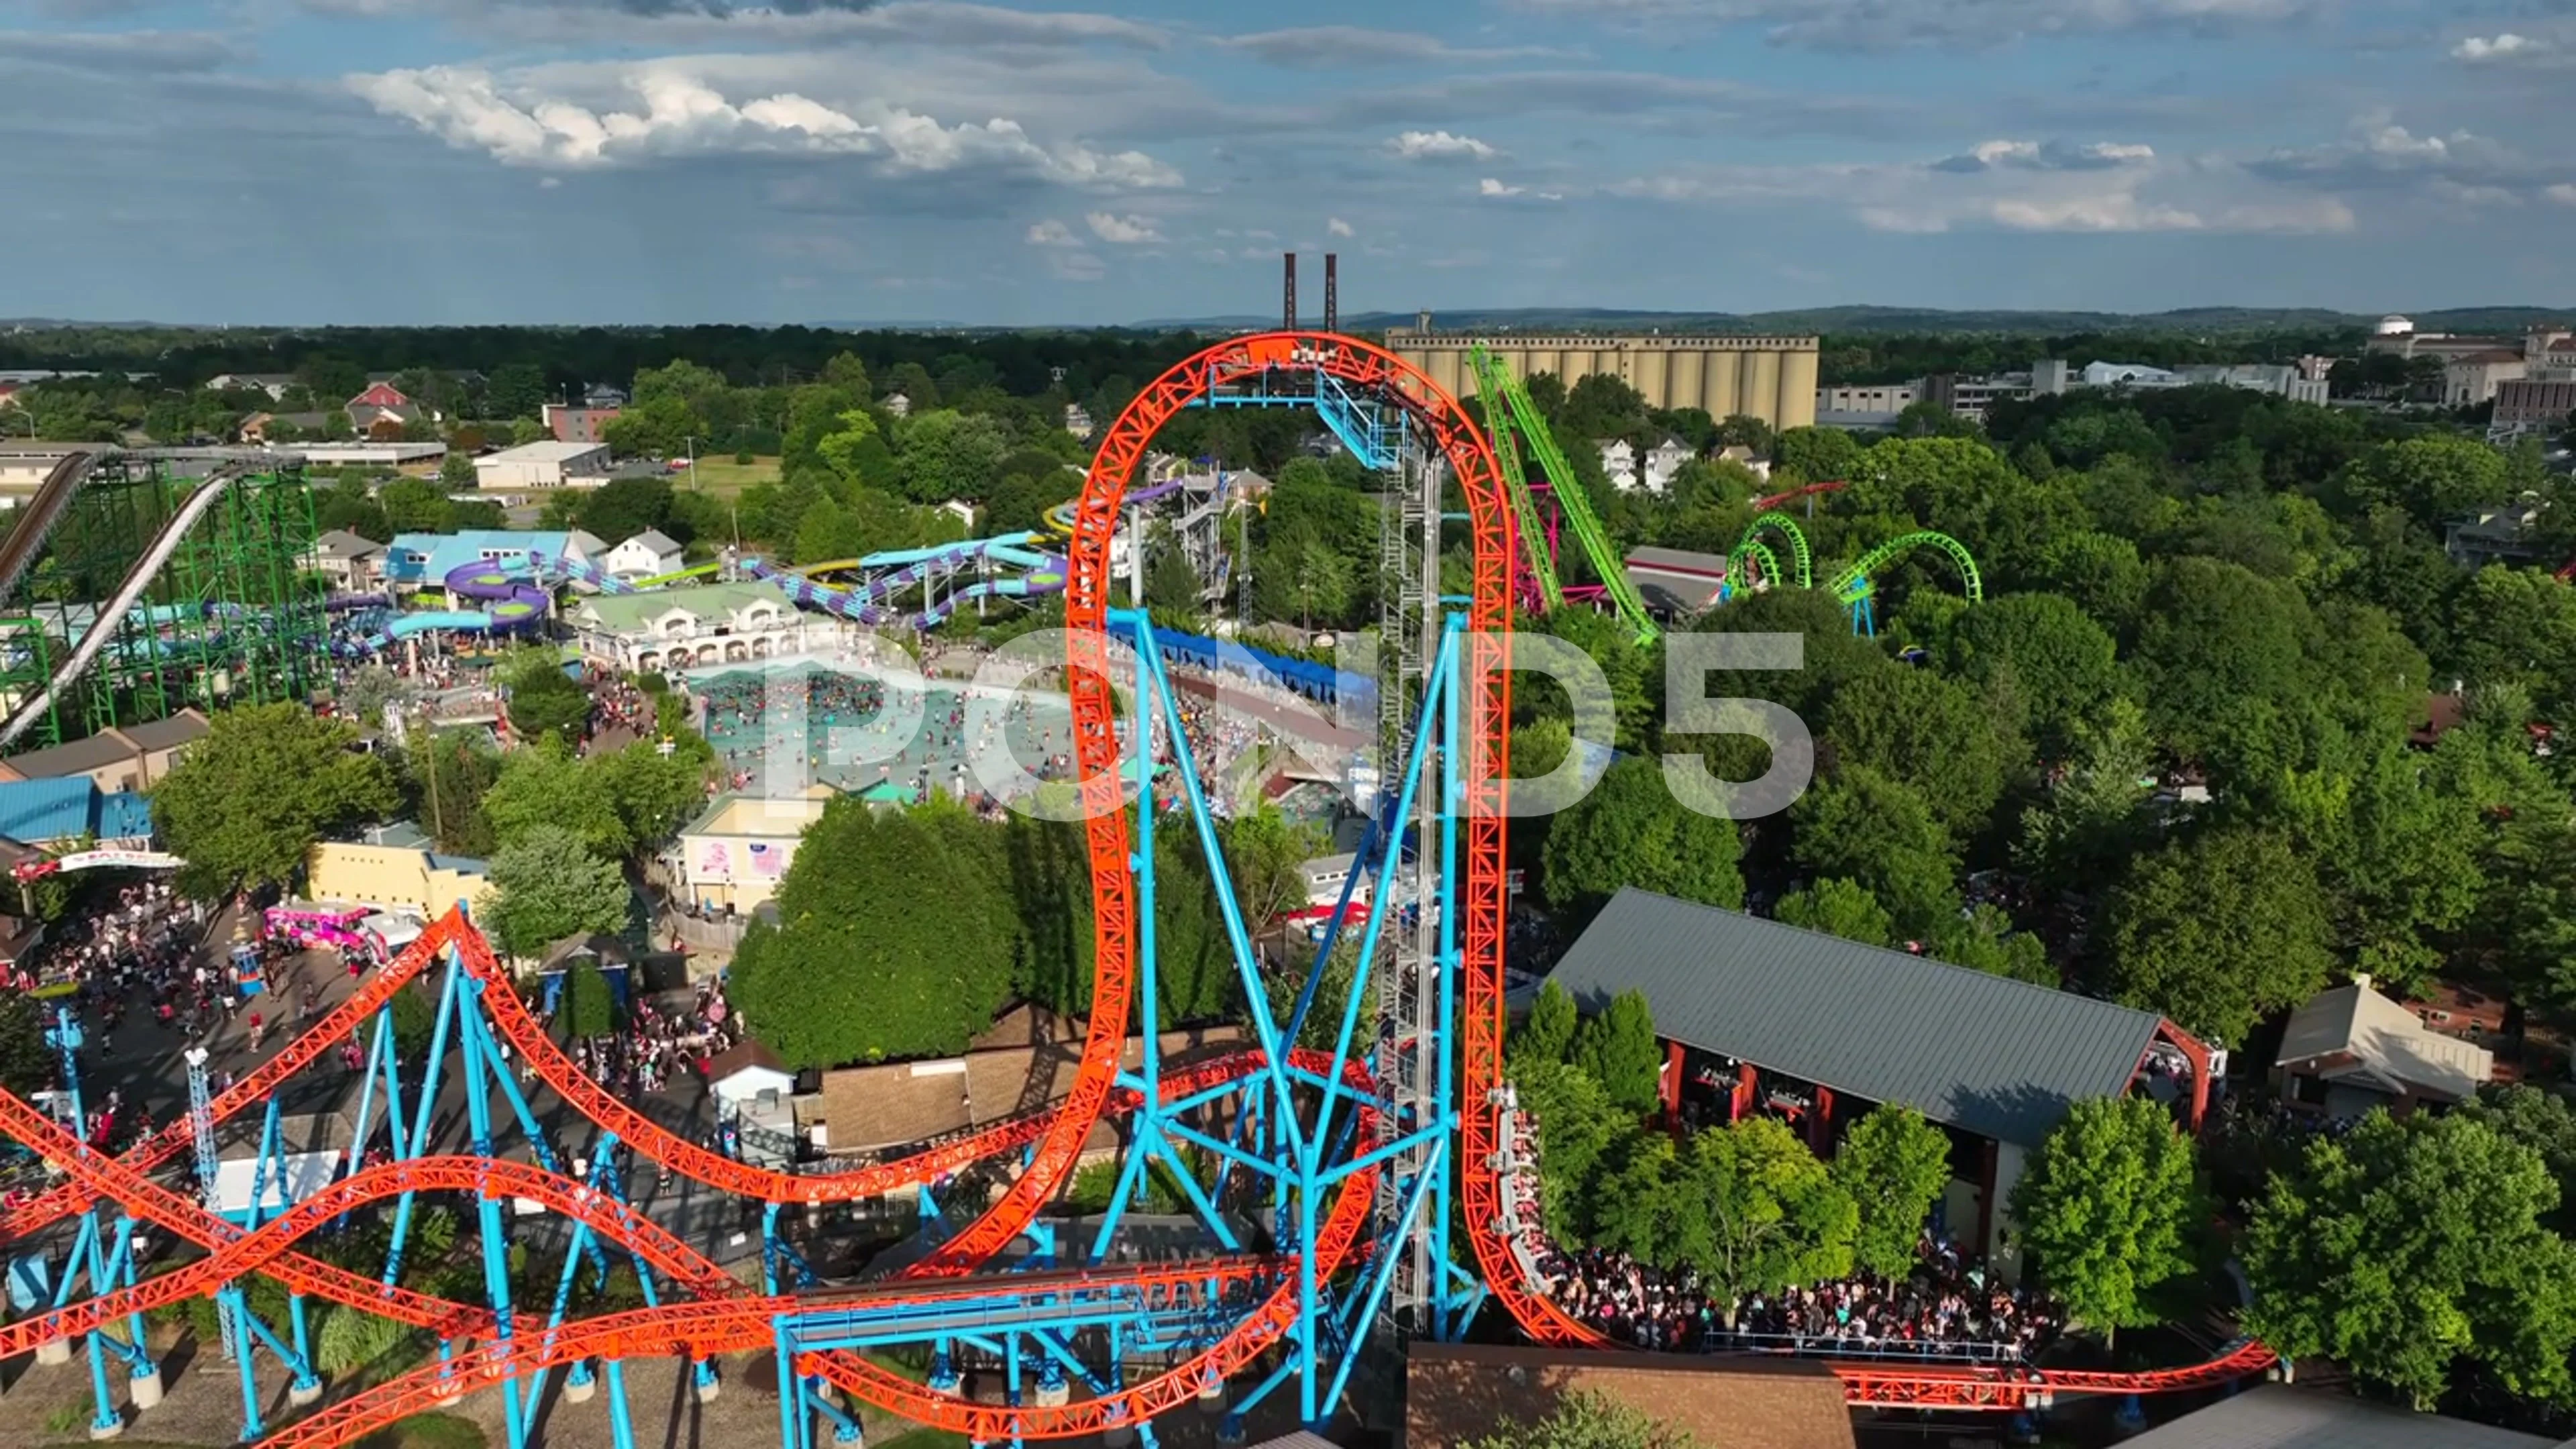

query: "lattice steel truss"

left=9, top=452, right=326, bottom=749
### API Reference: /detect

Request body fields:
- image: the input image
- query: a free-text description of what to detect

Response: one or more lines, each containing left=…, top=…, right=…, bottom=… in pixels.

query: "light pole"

left=682, top=434, right=700, bottom=494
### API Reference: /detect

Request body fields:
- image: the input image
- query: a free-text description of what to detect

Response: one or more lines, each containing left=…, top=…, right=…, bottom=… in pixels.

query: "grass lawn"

left=354, top=1411, right=488, bottom=1449
left=874, top=1430, right=971, bottom=1449
left=678, top=454, right=781, bottom=499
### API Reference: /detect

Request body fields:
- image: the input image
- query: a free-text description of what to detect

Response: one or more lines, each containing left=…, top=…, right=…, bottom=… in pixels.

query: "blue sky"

left=8, top=0, right=2573, bottom=324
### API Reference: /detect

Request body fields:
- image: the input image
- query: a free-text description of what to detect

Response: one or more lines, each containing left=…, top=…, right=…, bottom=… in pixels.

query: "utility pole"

left=683, top=435, right=700, bottom=494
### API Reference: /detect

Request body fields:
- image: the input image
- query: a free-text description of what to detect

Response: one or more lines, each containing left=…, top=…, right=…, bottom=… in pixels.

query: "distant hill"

left=1135, top=305, right=2576, bottom=337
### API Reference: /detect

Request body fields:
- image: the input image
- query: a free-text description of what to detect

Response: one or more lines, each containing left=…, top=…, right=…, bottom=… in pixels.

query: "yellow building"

left=1385, top=329, right=1820, bottom=434
left=307, top=826, right=494, bottom=920
left=678, top=788, right=832, bottom=912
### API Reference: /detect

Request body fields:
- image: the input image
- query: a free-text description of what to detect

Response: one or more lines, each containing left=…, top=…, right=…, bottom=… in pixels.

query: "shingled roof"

left=1546, top=888, right=2165, bottom=1148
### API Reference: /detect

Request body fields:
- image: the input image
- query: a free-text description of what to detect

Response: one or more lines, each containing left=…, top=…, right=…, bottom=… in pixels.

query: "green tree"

left=2100, top=828, right=2332, bottom=1046
left=1513, top=979, right=1579, bottom=1067
left=1463, top=1391, right=1695, bottom=1449
left=1942, top=592, right=2126, bottom=762
left=600, top=394, right=696, bottom=459
left=1790, top=766, right=1958, bottom=941
left=1771, top=877, right=1894, bottom=947
left=1832, top=1106, right=1952, bottom=1279
left=484, top=362, right=546, bottom=421
left=2131, top=557, right=2312, bottom=759
left=1216, top=806, right=1321, bottom=931
left=500, top=649, right=590, bottom=746
left=1510, top=1056, right=1636, bottom=1242
left=1929, top=906, right=2055, bottom=987
left=588, top=743, right=706, bottom=851
left=2461, top=1084, right=2576, bottom=1234
left=2244, top=1110, right=2576, bottom=1410
left=0, top=995, right=55, bottom=1095
left=402, top=730, right=500, bottom=857
left=2010, top=1095, right=2200, bottom=1346
left=2014, top=698, right=2153, bottom=897
left=379, top=477, right=455, bottom=533
left=482, top=826, right=629, bottom=961
left=558, top=961, right=623, bottom=1039
left=151, top=704, right=399, bottom=896
left=896, top=409, right=1012, bottom=503
left=1542, top=757, right=1744, bottom=922
left=573, top=476, right=678, bottom=546
left=1774, top=427, right=1862, bottom=485
left=1820, top=667, right=2015, bottom=841
left=1571, top=989, right=1662, bottom=1116
left=731, top=798, right=1018, bottom=1067
left=1685, top=1116, right=1858, bottom=1311
left=481, top=741, right=631, bottom=858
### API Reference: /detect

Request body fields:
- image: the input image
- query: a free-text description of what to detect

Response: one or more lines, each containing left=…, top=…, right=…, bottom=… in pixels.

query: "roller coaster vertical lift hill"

left=0, top=449, right=327, bottom=752
left=0, top=341, right=2270, bottom=1449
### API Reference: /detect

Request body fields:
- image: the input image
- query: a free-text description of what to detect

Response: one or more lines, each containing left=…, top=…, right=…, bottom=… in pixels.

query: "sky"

left=7, top=0, right=2575, bottom=325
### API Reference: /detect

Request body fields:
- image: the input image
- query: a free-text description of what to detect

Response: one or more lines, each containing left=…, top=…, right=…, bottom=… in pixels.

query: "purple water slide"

left=441, top=560, right=552, bottom=631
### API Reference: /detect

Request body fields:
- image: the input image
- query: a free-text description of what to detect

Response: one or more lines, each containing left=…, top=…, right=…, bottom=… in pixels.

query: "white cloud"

left=349, top=64, right=1184, bottom=186
left=1933, top=139, right=2157, bottom=172
left=2548, top=184, right=2576, bottom=206
left=1326, top=216, right=1354, bottom=237
left=2453, top=32, right=2544, bottom=62
left=1388, top=129, right=1498, bottom=161
left=1026, top=218, right=1079, bottom=246
left=1085, top=211, right=1163, bottom=243
left=1478, top=177, right=1524, bottom=196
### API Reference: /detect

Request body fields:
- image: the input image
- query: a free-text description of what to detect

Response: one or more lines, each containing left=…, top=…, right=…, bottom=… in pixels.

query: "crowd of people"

left=539, top=975, right=747, bottom=1106
left=1540, top=1238, right=2063, bottom=1361
left=11, top=880, right=213, bottom=1047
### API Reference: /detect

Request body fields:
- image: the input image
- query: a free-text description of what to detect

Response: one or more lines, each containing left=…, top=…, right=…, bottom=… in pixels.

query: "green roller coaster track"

left=1735, top=514, right=1814, bottom=591
left=1466, top=343, right=1659, bottom=645
left=1727, top=540, right=1782, bottom=593
left=1831, top=529, right=1985, bottom=607
left=1464, top=347, right=1564, bottom=613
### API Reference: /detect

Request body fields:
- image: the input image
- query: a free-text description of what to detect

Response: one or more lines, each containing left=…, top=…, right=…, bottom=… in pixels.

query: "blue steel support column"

left=50, top=1009, right=129, bottom=1438
left=1430, top=610, right=1467, bottom=1337
left=221, top=1285, right=264, bottom=1442
left=383, top=959, right=464, bottom=1287
left=455, top=971, right=527, bottom=1449
left=773, top=1323, right=806, bottom=1449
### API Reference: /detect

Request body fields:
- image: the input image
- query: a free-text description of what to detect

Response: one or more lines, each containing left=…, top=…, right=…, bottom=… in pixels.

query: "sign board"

left=12, top=849, right=184, bottom=882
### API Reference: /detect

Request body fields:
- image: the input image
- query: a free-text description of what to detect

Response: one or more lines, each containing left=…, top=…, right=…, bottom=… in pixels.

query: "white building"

left=882, top=394, right=912, bottom=419
left=205, top=374, right=297, bottom=400
left=1815, top=383, right=1919, bottom=415
left=308, top=531, right=386, bottom=591
left=677, top=789, right=831, bottom=912
left=2082, top=361, right=2182, bottom=388
left=284, top=441, right=446, bottom=470
left=1598, top=438, right=1637, bottom=490
left=2171, top=364, right=2332, bottom=405
left=1640, top=437, right=1695, bottom=494
left=2443, top=351, right=2527, bottom=408
left=600, top=529, right=684, bottom=582
left=473, top=439, right=611, bottom=492
left=565, top=581, right=848, bottom=674
left=934, top=499, right=977, bottom=531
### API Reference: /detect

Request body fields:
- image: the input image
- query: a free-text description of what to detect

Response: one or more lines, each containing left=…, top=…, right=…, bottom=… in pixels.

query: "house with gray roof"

left=1545, top=888, right=2218, bottom=1275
